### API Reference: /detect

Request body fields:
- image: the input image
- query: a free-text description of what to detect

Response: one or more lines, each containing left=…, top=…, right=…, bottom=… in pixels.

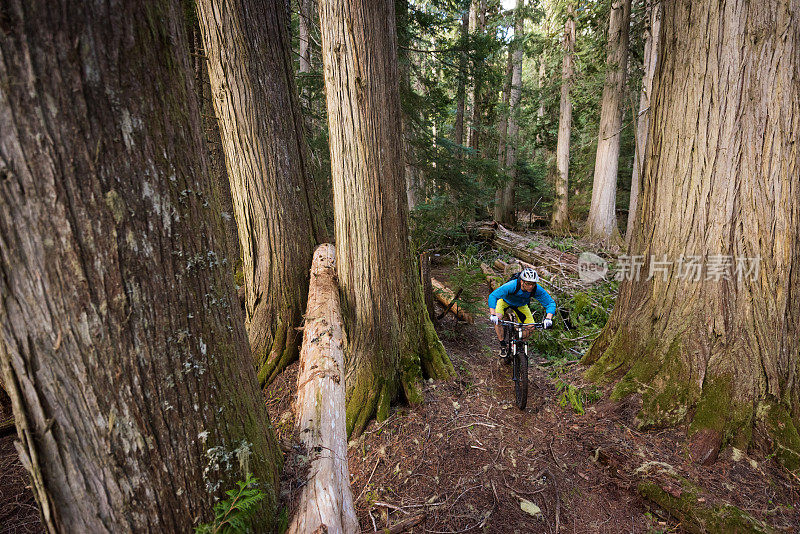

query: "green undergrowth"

left=434, top=243, right=498, bottom=316
left=195, top=474, right=265, bottom=534
left=531, top=280, right=618, bottom=362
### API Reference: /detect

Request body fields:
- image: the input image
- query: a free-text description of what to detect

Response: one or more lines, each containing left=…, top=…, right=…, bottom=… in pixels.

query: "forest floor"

left=2, top=237, right=800, bottom=533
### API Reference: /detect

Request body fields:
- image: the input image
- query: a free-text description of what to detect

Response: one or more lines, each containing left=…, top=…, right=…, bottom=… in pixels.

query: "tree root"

left=637, top=481, right=776, bottom=533
left=588, top=439, right=777, bottom=534
left=346, top=372, right=385, bottom=439
left=256, top=319, right=301, bottom=387
left=419, top=317, right=455, bottom=380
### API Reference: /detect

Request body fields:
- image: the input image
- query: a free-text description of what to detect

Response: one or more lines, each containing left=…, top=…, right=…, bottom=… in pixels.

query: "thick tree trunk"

left=0, top=1, right=281, bottom=531
left=626, top=1, right=661, bottom=245
left=420, top=254, right=436, bottom=326
left=289, top=245, right=358, bottom=534
left=454, top=10, right=470, bottom=148
left=551, top=8, right=575, bottom=233
left=192, top=20, right=240, bottom=270
left=495, top=1, right=524, bottom=226
left=318, top=0, right=455, bottom=438
left=467, top=0, right=487, bottom=153
left=197, top=0, right=326, bottom=386
left=586, top=0, right=631, bottom=244
left=583, top=0, right=800, bottom=469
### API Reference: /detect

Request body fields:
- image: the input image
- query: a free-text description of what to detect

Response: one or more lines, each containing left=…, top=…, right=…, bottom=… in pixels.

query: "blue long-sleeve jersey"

left=487, top=279, right=556, bottom=315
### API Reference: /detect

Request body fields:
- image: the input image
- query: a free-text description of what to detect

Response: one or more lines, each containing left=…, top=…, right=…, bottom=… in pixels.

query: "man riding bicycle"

left=487, top=268, right=555, bottom=358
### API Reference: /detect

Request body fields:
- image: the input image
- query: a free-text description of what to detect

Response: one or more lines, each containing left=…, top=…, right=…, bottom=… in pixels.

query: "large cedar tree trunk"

left=197, top=0, right=326, bottom=386
left=626, top=0, right=661, bottom=244
left=551, top=7, right=575, bottom=233
left=586, top=0, right=631, bottom=244
left=583, top=0, right=800, bottom=469
left=188, top=15, right=240, bottom=269
left=318, top=0, right=455, bottom=437
left=494, top=0, right=524, bottom=225
left=0, top=0, right=281, bottom=530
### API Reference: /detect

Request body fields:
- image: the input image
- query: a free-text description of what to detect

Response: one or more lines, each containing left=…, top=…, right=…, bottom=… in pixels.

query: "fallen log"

left=431, top=278, right=474, bottom=323
left=480, top=263, right=504, bottom=290
left=492, top=259, right=508, bottom=273
left=467, top=222, right=580, bottom=276
left=289, top=244, right=359, bottom=534
left=493, top=224, right=579, bottom=275
left=436, top=287, right=463, bottom=320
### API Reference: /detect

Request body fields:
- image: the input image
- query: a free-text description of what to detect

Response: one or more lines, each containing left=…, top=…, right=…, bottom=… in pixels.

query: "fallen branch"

left=431, top=278, right=473, bottom=323
left=288, top=244, right=359, bottom=534
left=364, top=513, right=426, bottom=534
left=436, top=287, right=463, bottom=320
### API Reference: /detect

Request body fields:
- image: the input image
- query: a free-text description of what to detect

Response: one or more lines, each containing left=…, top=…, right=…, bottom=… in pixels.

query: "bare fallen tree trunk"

left=431, top=279, right=474, bottom=323
left=467, top=223, right=580, bottom=276
left=290, top=244, right=359, bottom=534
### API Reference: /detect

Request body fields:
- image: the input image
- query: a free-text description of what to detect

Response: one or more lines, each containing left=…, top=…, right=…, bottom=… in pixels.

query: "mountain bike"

left=497, top=318, right=544, bottom=410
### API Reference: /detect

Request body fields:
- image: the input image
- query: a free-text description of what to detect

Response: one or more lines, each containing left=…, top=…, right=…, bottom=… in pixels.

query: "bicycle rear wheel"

left=513, top=343, right=528, bottom=410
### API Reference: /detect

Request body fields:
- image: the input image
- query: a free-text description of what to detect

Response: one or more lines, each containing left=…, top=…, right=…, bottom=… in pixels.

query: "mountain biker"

left=487, top=267, right=555, bottom=358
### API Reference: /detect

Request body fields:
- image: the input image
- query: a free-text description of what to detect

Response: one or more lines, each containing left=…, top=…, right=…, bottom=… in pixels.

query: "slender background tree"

left=550, top=3, right=575, bottom=232
left=586, top=0, right=631, bottom=244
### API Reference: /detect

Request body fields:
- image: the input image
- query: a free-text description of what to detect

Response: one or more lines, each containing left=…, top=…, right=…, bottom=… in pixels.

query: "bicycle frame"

left=498, top=319, right=543, bottom=382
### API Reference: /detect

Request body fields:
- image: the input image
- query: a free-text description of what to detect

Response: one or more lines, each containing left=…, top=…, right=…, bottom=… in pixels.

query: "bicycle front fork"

left=511, top=332, right=527, bottom=382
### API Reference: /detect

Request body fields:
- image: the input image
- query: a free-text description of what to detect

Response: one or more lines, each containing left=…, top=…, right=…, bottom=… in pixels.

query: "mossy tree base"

left=583, top=312, right=800, bottom=470
left=255, top=316, right=301, bottom=387
left=345, top=312, right=454, bottom=439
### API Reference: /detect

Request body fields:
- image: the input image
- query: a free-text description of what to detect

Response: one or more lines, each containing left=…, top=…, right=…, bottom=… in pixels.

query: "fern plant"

left=195, top=474, right=265, bottom=534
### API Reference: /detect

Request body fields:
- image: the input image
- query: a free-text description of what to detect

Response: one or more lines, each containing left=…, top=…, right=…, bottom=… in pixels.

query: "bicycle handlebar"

left=496, top=319, right=544, bottom=329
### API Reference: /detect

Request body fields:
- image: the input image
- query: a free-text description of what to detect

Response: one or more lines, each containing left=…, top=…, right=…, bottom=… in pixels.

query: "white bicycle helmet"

left=519, top=268, right=539, bottom=283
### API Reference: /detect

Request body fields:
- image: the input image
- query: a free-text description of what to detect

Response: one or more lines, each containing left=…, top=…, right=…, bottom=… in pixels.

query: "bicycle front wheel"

left=514, top=345, right=528, bottom=410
